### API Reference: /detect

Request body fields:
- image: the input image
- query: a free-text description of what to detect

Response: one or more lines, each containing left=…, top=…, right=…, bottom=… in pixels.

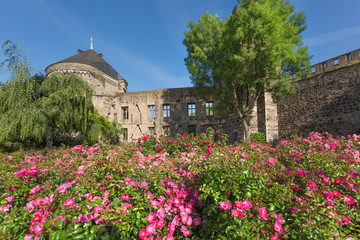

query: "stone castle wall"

left=278, top=49, right=360, bottom=137
left=115, top=88, right=263, bottom=142
left=46, top=48, right=360, bottom=142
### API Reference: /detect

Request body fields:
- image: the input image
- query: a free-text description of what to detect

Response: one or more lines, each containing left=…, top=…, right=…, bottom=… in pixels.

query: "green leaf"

left=90, top=225, right=97, bottom=234
left=73, top=234, right=85, bottom=240
left=110, top=197, right=121, bottom=206
left=43, top=220, right=53, bottom=229
left=54, top=219, right=62, bottom=229
left=82, top=206, right=90, bottom=214
left=83, top=222, right=92, bottom=228
left=73, top=227, right=84, bottom=235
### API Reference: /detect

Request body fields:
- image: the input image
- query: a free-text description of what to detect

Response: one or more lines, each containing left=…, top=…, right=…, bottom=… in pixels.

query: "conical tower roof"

left=48, top=49, right=124, bottom=81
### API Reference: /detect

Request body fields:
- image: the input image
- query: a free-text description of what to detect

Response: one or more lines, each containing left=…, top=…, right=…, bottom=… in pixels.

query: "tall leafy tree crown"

left=183, top=0, right=310, bottom=141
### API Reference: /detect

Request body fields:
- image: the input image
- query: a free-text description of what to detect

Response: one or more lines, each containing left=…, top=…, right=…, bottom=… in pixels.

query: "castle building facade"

left=46, top=47, right=360, bottom=142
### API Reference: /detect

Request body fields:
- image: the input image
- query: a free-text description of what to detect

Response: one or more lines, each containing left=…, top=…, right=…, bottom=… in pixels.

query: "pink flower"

left=102, top=191, right=110, bottom=199
left=335, top=176, right=344, bottom=184
left=231, top=209, right=243, bottom=218
left=267, top=158, right=276, bottom=166
left=322, top=176, right=331, bottom=185
left=273, top=222, right=283, bottom=233
left=23, top=234, right=33, bottom=240
left=30, top=165, right=38, bottom=170
left=234, top=201, right=243, bottom=209
left=220, top=201, right=232, bottom=210
left=242, top=199, right=253, bottom=210
left=34, top=197, right=43, bottom=206
left=124, top=177, right=131, bottom=183
left=146, top=213, right=156, bottom=223
left=166, top=188, right=172, bottom=196
left=173, top=197, right=181, bottom=206
left=180, top=225, right=190, bottom=237
left=344, top=195, right=355, bottom=205
left=34, top=224, right=43, bottom=235
left=5, top=195, right=15, bottom=203
left=64, top=198, right=75, bottom=207
left=271, top=233, right=279, bottom=240
left=165, top=235, right=174, bottom=240
left=307, top=180, right=317, bottom=189
left=333, top=190, right=341, bottom=198
left=30, top=185, right=41, bottom=194
left=26, top=201, right=35, bottom=211
left=139, top=182, right=148, bottom=189
left=139, top=228, right=147, bottom=239
left=146, top=224, right=156, bottom=235
left=194, top=217, right=201, bottom=226
left=181, top=215, right=193, bottom=226
left=121, top=193, right=130, bottom=201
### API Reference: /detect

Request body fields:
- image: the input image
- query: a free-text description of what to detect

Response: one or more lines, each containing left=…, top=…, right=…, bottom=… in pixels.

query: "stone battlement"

left=291, top=48, right=360, bottom=80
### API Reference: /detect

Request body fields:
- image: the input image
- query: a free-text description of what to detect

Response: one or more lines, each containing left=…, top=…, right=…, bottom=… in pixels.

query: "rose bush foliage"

left=0, top=132, right=359, bottom=239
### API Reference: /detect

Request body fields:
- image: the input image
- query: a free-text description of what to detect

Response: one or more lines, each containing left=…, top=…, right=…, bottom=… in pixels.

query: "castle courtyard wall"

left=278, top=49, right=360, bottom=138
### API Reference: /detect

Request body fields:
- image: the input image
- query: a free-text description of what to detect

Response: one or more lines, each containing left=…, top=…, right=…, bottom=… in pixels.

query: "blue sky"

left=1, top=0, right=360, bottom=92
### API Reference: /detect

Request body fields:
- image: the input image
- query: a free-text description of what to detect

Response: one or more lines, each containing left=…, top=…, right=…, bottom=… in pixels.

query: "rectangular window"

left=163, top=104, right=170, bottom=118
left=163, top=126, right=170, bottom=136
left=188, top=103, right=196, bottom=117
left=122, top=107, right=129, bottom=120
left=206, top=102, right=214, bottom=116
left=123, top=128, right=128, bottom=140
left=188, top=125, right=196, bottom=135
left=347, top=54, right=352, bottom=61
left=149, top=127, right=155, bottom=136
left=334, top=58, right=339, bottom=65
left=149, top=105, right=155, bottom=119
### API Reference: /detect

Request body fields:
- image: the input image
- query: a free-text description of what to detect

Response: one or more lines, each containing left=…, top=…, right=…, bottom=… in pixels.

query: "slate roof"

left=50, top=49, right=124, bottom=81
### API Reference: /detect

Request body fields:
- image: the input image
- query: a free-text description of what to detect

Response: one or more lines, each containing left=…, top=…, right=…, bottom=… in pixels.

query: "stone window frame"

left=149, top=127, right=155, bottom=136
left=123, top=128, right=128, bottom=140
left=163, top=126, right=170, bottom=136
left=188, top=103, right=196, bottom=117
left=149, top=105, right=155, bottom=119
left=205, top=102, right=214, bottom=116
left=122, top=107, right=129, bottom=120
left=163, top=104, right=170, bottom=118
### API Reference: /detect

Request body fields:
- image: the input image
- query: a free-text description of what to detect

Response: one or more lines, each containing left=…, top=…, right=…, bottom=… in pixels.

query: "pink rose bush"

left=0, top=132, right=359, bottom=239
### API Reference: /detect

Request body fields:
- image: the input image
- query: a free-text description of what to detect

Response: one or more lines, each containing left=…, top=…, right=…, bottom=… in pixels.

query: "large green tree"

left=183, top=0, right=310, bottom=141
left=0, top=41, right=96, bottom=148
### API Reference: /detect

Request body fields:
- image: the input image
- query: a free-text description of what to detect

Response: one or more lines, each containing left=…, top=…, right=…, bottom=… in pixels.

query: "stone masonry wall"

left=116, top=88, right=263, bottom=142
left=278, top=49, right=360, bottom=138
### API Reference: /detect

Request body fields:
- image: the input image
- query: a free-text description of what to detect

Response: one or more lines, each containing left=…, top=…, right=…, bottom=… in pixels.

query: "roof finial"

left=90, top=36, right=93, bottom=50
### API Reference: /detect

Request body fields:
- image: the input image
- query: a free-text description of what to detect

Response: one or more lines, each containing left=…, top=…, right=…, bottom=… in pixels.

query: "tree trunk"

left=241, top=116, right=251, bottom=142
left=46, top=119, right=55, bottom=149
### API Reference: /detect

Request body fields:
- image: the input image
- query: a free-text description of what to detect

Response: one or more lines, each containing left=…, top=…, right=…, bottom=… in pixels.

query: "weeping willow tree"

left=0, top=41, right=96, bottom=149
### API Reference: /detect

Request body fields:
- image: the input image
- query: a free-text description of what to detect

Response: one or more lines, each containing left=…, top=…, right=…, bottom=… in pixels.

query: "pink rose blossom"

left=146, top=224, right=156, bottom=235
left=307, top=180, right=317, bottom=189
left=267, top=158, right=276, bottom=166
left=220, top=201, right=232, bottom=210
left=146, top=213, right=156, bottom=223
left=64, top=198, right=75, bottom=207
left=344, top=195, right=355, bottom=205
left=26, top=201, right=35, bottom=211
left=194, top=217, right=201, bottom=226
left=30, top=185, right=41, bottom=194
left=139, top=182, right=148, bottom=189
left=273, top=222, right=283, bottom=233
left=180, top=225, right=190, bottom=237
left=139, top=228, right=147, bottom=239
left=5, top=195, right=15, bottom=203
left=242, top=199, right=253, bottom=210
